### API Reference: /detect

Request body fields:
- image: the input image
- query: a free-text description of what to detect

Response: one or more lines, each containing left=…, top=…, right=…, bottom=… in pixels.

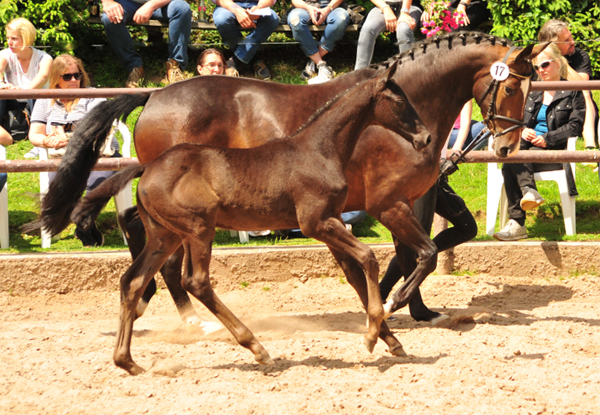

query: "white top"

left=0, top=47, right=52, bottom=101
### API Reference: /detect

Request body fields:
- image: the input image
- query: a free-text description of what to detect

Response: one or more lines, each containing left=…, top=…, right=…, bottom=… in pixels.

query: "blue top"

left=533, top=104, right=549, bottom=136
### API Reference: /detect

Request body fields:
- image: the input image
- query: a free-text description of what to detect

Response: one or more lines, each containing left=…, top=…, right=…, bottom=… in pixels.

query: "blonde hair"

left=6, top=18, right=37, bottom=47
left=535, top=43, right=579, bottom=81
left=49, top=54, right=91, bottom=111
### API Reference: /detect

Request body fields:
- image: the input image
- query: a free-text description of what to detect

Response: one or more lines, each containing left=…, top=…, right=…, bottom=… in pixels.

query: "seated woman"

left=29, top=54, right=120, bottom=247
left=197, top=48, right=239, bottom=76
left=448, top=100, right=486, bottom=150
left=493, top=44, right=585, bottom=241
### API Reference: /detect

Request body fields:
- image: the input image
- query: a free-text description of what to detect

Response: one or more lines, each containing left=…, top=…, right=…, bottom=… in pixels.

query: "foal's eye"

left=395, top=99, right=405, bottom=109
left=504, top=86, right=515, bottom=96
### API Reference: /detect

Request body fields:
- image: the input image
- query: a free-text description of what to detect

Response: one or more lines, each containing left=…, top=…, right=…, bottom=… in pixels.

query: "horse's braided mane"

left=371, top=31, right=514, bottom=70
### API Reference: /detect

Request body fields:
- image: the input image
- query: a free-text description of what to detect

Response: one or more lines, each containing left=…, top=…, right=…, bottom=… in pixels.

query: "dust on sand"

left=1, top=273, right=599, bottom=414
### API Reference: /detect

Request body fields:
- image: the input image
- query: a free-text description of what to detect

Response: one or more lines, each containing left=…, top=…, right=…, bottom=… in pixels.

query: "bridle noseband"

left=480, top=45, right=533, bottom=139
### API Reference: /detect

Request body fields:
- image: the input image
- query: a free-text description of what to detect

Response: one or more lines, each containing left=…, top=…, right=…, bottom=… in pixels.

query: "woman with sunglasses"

left=494, top=43, right=585, bottom=241
left=29, top=54, right=121, bottom=247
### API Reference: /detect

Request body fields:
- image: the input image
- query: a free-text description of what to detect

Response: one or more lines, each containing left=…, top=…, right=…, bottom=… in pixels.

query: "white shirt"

left=0, top=47, right=52, bottom=101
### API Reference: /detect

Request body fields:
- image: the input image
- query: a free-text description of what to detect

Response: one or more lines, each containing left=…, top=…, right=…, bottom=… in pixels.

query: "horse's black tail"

left=71, top=164, right=145, bottom=231
left=24, top=93, right=151, bottom=236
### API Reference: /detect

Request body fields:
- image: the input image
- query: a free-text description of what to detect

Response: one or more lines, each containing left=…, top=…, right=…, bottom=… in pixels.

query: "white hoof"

left=199, top=321, right=224, bottom=335
left=431, top=314, right=450, bottom=327
left=383, top=301, right=394, bottom=320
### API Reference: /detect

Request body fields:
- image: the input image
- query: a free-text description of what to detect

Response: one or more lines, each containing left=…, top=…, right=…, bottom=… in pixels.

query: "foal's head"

left=374, top=62, right=431, bottom=151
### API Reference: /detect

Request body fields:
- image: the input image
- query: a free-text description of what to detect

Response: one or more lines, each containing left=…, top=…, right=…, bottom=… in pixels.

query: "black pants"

left=379, top=179, right=478, bottom=302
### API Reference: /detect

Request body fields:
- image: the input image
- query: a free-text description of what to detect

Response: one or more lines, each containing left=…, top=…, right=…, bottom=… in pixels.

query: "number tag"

left=490, top=62, right=510, bottom=81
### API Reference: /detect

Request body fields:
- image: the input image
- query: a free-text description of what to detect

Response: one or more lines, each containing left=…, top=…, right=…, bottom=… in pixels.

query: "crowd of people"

left=0, top=5, right=598, bottom=253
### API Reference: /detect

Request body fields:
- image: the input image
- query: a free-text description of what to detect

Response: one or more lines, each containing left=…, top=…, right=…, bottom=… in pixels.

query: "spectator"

left=0, top=18, right=52, bottom=156
left=538, top=19, right=598, bottom=150
left=493, top=44, right=585, bottom=241
left=28, top=55, right=122, bottom=247
left=421, top=0, right=489, bottom=32
left=288, top=0, right=351, bottom=83
left=355, top=0, right=423, bottom=70
left=196, top=48, right=239, bottom=75
left=212, top=0, right=279, bottom=80
left=448, top=101, right=486, bottom=150
left=101, top=0, right=192, bottom=87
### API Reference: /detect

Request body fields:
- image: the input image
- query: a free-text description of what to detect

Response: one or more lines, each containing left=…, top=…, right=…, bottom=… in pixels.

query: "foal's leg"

left=328, top=248, right=406, bottom=357
left=113, top=223, right=182, bottom=375
left=377, top=201, right=438, bottom=316
left=302, top=217, right=383, bottom=353
left=181, top=237, right=272, bottom=365
left=119, top=206, right=198, bottom=323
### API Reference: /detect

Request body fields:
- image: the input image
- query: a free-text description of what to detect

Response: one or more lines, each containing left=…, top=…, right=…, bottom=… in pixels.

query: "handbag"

left=47, top=123, right=116, bottom=159
left=4, top=103, right=30, bottom=142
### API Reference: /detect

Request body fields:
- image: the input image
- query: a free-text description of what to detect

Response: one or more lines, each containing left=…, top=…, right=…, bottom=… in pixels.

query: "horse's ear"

left=378, top=60, right=399, bottom=91
left=514, top=42, right=551, bottom=63
left=386, top=60, right=399, bottom=83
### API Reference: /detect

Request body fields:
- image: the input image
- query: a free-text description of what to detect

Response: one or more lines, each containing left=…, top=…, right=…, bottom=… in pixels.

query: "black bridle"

left=440, top=46, right=532, bottom=177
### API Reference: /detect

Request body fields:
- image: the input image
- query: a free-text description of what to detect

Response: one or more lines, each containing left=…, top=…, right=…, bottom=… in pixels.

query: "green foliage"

left=487, top=0, right=600, bottom=77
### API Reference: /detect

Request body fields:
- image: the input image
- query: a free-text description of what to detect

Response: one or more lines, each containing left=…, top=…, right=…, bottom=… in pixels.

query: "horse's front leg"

left=328, top=248, right=406, bottom=357
left=377, top=201, right=438, bottom=317
left=180, top=237, right=272, bottom=365
left=302, top=217, right=383, bottom=353
left=114, top=227, right=181, bottom=375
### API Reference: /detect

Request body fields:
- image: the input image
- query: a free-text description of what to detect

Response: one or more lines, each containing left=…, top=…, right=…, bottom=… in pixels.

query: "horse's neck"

left=298, top=81, right=375, bottom=165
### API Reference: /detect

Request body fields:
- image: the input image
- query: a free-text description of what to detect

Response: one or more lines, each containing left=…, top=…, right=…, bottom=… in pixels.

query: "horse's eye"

left=504, top=86, right=515, bottom=96
left=395, top=99, right=405, bottom=109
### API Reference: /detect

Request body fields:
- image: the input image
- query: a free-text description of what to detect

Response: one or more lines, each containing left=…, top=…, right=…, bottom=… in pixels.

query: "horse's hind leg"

left=328, top=248, right=406, bottom=357
left=113, top=223, right=182, bottom=375
left=119, top=206, right=198, bottom=323
left=181, top=237, right=272, bottom=365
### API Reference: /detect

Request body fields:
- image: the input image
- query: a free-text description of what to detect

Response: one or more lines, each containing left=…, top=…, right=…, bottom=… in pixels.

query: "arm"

left=29, top=122, right=68, bottom=148
left=370, top=0, right=399, bottom=32
left=216, top=0, right=256, bottom=28
left=456, top=0, right=469, bottom=26
left=24, top=55, right=52, bottom=90
left=398, top=0, right=416, bottom=31
left=0, top=54, right=15, bottom=90
left=451, top=101, right=472, bottom=151
left=543, top=91, right=586, bottom=147
left=133, top=0, right=171, bottom=24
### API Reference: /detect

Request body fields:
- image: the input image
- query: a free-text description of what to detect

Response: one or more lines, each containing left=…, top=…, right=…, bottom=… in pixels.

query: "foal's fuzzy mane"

left=372, top=31, right=514, bottom=70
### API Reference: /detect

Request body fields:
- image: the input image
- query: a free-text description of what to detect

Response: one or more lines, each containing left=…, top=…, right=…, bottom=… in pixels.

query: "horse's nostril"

left=426, top=135, right=432, bottom=146
left=499, top=147, right=509, bottom=158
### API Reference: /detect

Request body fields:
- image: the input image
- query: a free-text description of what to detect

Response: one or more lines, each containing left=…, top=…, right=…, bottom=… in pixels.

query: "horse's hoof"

left=363, top=336, right=376, bottom=354
left=256, top=351, right=274, bottom=365
left=199, top=320, right=224, bottom=335
left=431, top=313, right=450, bottom=327
left=389, top=344, right=407, bottom=357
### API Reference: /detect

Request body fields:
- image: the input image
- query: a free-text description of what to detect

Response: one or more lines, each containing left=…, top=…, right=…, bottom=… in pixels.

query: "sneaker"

left=520, top=187, right=545, bottom=211
left=493, top=219, right=528, bottom=241
left=307, top=61, right=333, bottom=85
left=253, top=60, right=271, bottom=80
left=24, top=147, right=42, bottom=159
left=226, top=57, right=240, bottom=77
left=125, top=66, right=144, bottom=88
left=301, top=60, right=316, bottom=80
left=164, top=59, right=185, bottom=85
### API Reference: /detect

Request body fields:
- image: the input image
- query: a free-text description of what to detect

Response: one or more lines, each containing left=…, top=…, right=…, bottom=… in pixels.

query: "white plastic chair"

left=486, top=137, right=577, bottom=236
left=230, top=230, right=250, bottom=243
left=39, top=121, right=134, bottom=247
left=0, top=145, right=9, bottom=249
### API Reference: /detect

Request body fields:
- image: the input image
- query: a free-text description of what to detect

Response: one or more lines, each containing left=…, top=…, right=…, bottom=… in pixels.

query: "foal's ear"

left=385, top=60, right=399, bottom=83
left=513, top=42, right=550, bottom=63
left=378, top=60, right=399, bottom=91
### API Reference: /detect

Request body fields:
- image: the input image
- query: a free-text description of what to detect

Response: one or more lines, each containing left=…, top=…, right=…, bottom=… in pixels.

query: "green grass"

left=2, top=39, right=599, bottom=252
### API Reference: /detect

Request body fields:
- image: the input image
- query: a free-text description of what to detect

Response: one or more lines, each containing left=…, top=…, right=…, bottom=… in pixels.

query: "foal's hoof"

left=383, top=301, right=395, bottom=320
left=389, top=344, right=407, bottom=357
left=363, top=336, right=376, bottom=354
left=431, top=313, right=450, bottom=327
left=256, top=351, right=274, bottom=365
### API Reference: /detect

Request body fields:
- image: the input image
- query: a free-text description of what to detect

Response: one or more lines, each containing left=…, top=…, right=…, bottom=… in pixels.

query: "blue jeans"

left=448, top=121, right=487, bottom=150
left=213, top=2, right=280, bottom=64
left=101, top=0, right=191, bottom=71
left=288, top=8, right=350, bottom=57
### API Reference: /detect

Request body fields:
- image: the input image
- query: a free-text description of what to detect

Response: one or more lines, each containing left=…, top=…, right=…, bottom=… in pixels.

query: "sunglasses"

left=60, top=72, right=83, bottom=81
left=533, top=60, right=553, bottom=71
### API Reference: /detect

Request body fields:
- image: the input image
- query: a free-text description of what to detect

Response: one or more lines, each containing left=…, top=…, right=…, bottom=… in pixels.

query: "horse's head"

left=474, top=42, right=549, bottom=157
left=374, top=61, right=431, bottom=151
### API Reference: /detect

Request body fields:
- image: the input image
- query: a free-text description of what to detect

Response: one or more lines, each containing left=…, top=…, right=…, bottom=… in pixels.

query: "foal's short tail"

left=23, top=93, right=151, bottom=236
left=71, top=164, right=146, bottom=232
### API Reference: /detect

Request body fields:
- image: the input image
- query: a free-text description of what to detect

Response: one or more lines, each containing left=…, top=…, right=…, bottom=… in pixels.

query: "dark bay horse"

left=77, top=63, right=429, bottom=374
left=34, top=33, right=544, bottom=328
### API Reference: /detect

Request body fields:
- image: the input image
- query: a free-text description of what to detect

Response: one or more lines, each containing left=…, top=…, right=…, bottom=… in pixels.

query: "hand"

left=456, top=4, right=469, bottom=26
left=531, top=135, right=547, bottom=148
left=397, top=11, right=416, bottom=31
left=0, top=82, right=16, bottom=90
left=521, top=128, right=536, bottom=142
left=103, top=0, right=124, bottom=24
left=421, top=11, right=431, bottom=22
left=382, top=6, right=398, bottom=32
left=316, top=6, right=331, bottom=26
left=234, top=7, right=256, bottom=28
left=133, top=2, right=154, bottom=24
left=439, top=158, right=459, bottom=176
left=308, top=6, right=321, bottom=25
left=42, top=133, right=69, bottom=149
